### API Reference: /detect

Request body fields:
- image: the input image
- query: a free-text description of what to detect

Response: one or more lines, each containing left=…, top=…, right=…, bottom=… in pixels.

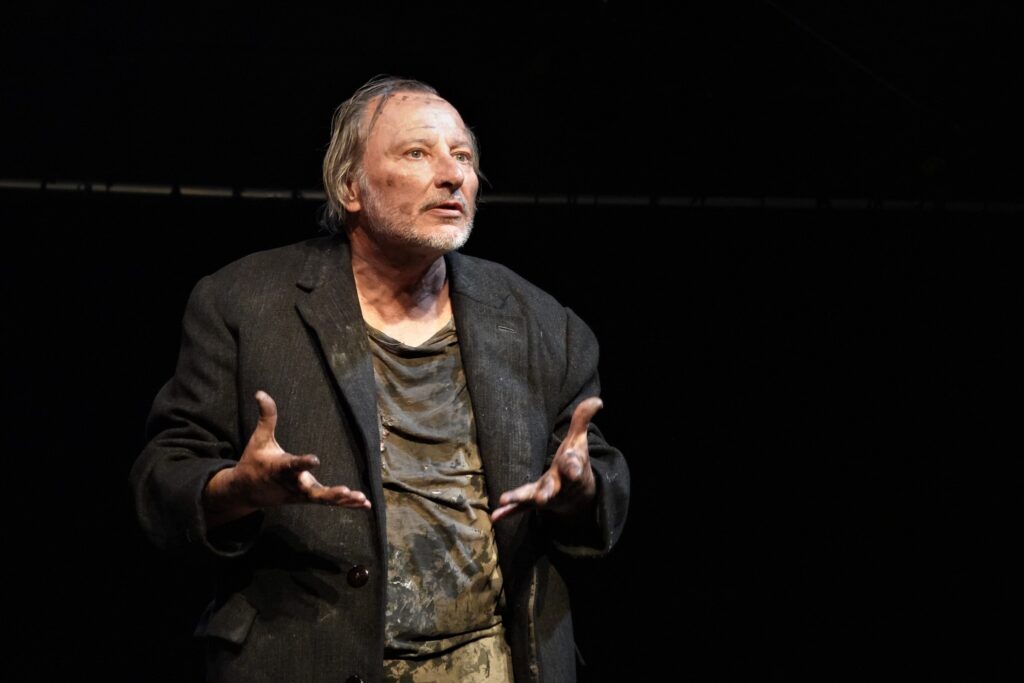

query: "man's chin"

left=413, top=221, right=473, bottom=253
left=360, top=216, right=474, bottom=256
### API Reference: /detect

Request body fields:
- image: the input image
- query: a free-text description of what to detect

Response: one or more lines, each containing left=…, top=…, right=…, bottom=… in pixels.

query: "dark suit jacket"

left=131, top=236, right=629, bottom=683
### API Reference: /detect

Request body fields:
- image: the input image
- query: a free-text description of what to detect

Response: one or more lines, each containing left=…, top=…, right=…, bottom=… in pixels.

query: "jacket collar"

left=294, top=236, right=530, bottom=559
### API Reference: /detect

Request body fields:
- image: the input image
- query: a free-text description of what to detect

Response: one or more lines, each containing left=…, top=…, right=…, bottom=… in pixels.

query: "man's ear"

left=342, top=175, right=362, bottom=213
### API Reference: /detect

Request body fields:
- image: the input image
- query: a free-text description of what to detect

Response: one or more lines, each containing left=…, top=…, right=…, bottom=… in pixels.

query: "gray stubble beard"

left=358, top=175, right=475, bottom=254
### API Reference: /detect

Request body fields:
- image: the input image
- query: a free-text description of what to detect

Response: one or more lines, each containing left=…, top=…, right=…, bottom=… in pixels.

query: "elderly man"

left=131, top=76, right=629, bottom=683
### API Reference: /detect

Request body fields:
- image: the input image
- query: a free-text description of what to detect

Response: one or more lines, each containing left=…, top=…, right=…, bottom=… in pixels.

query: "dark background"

left=2, top=2, right=1019, bottom=681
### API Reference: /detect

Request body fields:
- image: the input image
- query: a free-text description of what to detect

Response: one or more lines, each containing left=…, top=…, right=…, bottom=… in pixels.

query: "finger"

left=254, top=390, right=278, bottom=437
left=317, top=485, right=372, bottom=509
left=295, top=469, right=334, bottom=503
left=297, top=473, right=371, bottom=509
left=340, top=495, right=372, bottom=510
left=492, top=473, right=560, bottom=521
left=278, top=453, right=321, bottom=473
left=497, top=470, right=560, bottom=509
left=490, top=501, right=524, bottom=522
left=491, top=481, right=540, bottom=521
left=566, top=396, right=603, bottom=443
left=497, top=481, right=540, bottom=508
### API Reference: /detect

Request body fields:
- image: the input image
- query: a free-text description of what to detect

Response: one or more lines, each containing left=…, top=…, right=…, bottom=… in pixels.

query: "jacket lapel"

left=447, top=252, right=530, bottom=512
left=291, top=242, right=531, bottom=559
left=293, top=239, right=386, bottom=535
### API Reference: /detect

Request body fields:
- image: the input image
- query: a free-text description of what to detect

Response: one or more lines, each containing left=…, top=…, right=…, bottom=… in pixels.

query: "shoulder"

left=447, top=250, right=598, bottom=352
left=208, top=235, right=339, bottom=286
left=448, top=251, right=567, bottom=318
left=187, top=235, right=344, bottom=320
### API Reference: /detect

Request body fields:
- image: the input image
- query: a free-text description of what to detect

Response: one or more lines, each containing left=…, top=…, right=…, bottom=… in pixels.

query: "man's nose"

left=433, top=154, right=465, bottom=190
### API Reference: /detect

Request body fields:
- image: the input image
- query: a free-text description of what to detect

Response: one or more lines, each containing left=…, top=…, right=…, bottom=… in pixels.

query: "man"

left=131, top=76, right=629, bottom=683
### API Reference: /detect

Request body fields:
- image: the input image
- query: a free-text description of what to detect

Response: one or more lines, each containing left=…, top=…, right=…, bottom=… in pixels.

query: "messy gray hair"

left=320, top=75, right=482, bottom=233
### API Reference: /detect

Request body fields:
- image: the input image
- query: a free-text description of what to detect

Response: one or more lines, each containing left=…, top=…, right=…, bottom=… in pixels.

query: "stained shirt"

left=366, top=318, right=512, bottom=682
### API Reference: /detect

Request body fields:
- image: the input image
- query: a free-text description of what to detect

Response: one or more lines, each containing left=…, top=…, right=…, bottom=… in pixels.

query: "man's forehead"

left=366, top=92, right=466, bottom=134
left=387, top=92, right=447, bottom=107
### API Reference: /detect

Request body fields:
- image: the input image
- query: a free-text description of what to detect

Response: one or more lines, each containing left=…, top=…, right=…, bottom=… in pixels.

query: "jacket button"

left=347, top=565, right=369, bottom=588
left=344, top=677, right=364, bottom=683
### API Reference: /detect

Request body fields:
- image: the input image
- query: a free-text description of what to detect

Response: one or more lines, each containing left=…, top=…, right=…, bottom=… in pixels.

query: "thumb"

left=567, top=397, right=603, bottom=442
left=254, top=390, right=278, bottom=436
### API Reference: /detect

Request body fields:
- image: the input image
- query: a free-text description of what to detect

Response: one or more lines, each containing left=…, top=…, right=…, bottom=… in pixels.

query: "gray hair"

left=320, top=75, right=482, bottom=233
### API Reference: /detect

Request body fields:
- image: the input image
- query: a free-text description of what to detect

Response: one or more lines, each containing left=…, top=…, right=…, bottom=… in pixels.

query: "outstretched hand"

left=490, top=397, right=603, bottom=523
left=204, top=391, right=370, bottom=527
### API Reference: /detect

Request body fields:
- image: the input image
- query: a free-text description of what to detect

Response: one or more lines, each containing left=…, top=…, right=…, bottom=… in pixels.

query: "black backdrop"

left=2, top=192, right=1016, bottom=681
left=2, top=2, right=1020, bottom=681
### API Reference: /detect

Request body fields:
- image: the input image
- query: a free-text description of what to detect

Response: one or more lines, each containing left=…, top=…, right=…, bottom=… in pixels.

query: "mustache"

left=422, top=194, right=470, bottom=212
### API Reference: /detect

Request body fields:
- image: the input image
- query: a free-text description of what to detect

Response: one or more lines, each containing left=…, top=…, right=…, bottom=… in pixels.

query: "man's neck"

left=348, top=232, right=453, bottom=346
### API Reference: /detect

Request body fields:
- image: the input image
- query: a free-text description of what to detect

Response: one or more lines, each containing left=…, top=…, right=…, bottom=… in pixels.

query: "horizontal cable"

left=0, top=179, right=1020, bottom=213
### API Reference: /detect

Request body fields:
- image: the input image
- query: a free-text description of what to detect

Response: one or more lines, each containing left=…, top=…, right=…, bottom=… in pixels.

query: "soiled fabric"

left=131, top=237, right=630, bottom=683
left=366, top=318, right=510, bottom=681
left=382, top=633, right=512, bottom=683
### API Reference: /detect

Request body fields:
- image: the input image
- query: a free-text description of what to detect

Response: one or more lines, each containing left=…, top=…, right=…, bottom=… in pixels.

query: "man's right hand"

left=203, top=390, right=371, bottom=528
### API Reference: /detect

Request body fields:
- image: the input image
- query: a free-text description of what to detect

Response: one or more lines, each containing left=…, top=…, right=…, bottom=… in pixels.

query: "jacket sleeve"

left=130, top=275, right=263, bottom=558
left=543, top=307, right=630, bottom=557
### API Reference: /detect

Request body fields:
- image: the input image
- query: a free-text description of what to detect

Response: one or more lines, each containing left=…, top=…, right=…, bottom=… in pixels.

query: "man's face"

left=346, top=92, right=479, bottom=254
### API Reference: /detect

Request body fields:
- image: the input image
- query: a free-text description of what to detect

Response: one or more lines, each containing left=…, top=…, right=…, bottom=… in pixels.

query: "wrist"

left=203, top=467, right=258, bottom=527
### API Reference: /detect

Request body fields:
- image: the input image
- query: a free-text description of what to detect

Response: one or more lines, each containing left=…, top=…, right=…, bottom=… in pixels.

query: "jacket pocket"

left=194, top=592, right=258, bottom=646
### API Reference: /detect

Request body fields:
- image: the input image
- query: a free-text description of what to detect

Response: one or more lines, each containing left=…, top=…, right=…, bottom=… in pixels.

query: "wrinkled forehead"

left=362, top=91, right=469, bottom=143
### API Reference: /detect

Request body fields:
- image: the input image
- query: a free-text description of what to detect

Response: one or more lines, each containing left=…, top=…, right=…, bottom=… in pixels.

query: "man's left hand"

left=491, top=397, right=603, bottom=523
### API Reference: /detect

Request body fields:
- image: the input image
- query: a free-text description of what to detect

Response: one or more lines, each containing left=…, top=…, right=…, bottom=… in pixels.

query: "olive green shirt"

left=367, top=318, right=511, bottom=682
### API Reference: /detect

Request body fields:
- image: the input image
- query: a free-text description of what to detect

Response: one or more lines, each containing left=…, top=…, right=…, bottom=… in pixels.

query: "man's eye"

left=454, top=152, right=472, bottom=163
left=407, top=149, right=424, bottom=159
